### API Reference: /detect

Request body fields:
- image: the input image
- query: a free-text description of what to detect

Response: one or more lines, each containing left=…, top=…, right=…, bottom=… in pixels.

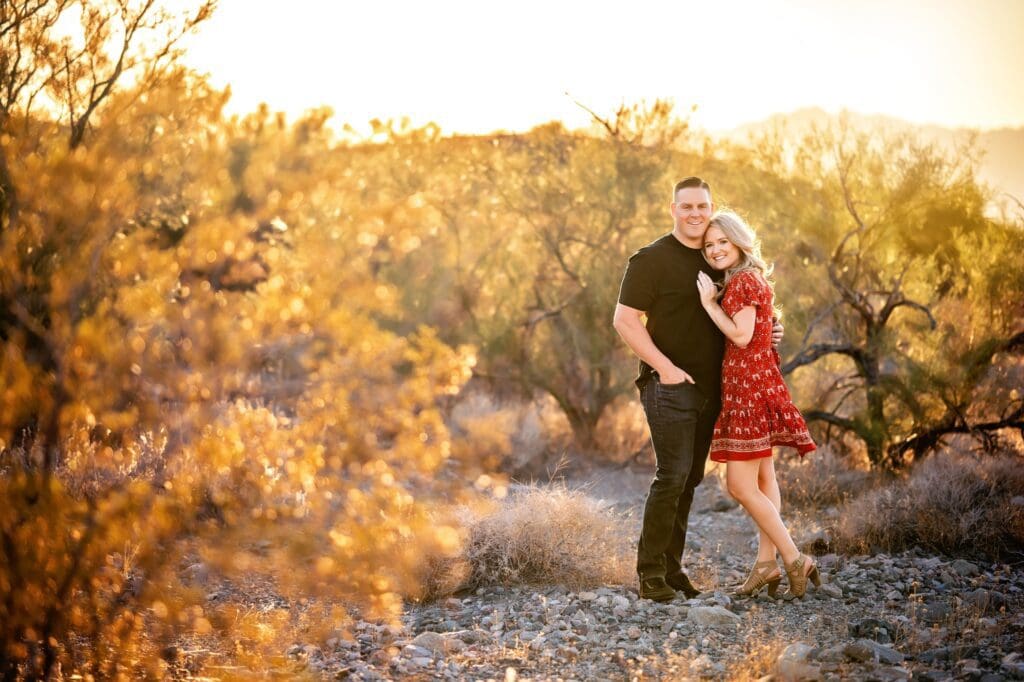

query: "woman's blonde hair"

left=704, top=210, right=781, bottom=317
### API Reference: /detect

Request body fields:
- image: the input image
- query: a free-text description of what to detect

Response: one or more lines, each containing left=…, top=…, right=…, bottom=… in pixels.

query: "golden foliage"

left=1, top=7, right=478, bottom=677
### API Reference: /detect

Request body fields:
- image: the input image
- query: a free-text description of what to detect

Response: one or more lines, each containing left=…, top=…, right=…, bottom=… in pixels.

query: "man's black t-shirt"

left=617, top=233, right=725, bottom=397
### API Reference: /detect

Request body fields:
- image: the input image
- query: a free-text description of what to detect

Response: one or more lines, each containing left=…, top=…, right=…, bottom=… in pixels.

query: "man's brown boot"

left=639, top=575, right=676, bottom=602
left=666, top=571, right=702, bottom=599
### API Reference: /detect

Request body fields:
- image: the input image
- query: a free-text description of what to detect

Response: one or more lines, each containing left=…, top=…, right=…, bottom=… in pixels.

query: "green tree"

left=752, top=120, right=1024, bottom=467
left=476, top=102, right=691, bottom=450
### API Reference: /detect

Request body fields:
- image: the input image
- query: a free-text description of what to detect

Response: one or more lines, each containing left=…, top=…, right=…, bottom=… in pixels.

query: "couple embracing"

left=613, top=177, right=818, bottom=603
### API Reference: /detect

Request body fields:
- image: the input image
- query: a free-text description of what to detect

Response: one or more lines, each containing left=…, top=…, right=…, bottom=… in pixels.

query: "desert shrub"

left=449, top=390, right=563, bottom=476
left=834, top=447, right=1024, bottom=559
left=776, top=445, right=875, bottom=510
left=594, top=395, right=650, bottom=465
left=418, top=485, right=633, bottom=595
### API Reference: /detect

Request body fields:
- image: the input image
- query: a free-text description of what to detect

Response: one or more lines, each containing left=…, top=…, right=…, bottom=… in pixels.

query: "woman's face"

left=703, top=225, right=741, bottom=270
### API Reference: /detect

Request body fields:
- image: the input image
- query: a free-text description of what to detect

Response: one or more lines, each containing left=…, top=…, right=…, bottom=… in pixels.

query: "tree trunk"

left=565, top=408, right=601, bottom=454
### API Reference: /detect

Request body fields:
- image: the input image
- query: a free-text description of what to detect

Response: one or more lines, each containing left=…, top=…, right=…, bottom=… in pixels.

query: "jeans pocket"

left=655, top=380, right=707, bottom=414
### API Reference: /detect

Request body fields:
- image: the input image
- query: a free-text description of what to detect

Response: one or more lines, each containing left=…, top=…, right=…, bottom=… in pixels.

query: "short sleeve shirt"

left=617, top=234, right=725, bottom=395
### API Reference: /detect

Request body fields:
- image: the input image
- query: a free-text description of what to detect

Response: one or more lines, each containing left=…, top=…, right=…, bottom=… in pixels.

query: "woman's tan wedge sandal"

left=735, top=559, right=782, bottom=597
left=784, top=554, right=821, bottom=599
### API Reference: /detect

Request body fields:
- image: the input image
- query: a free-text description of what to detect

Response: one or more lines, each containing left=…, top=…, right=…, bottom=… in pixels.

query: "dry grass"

left=466, top=484, right=634, bottom=589
left=776, top=445, right=875, bottom=510
left=834, top=447, right=1024, bottom=559
left=415, top=484, right=634, bottom=599
left=724, top=640, right=787, bottom=681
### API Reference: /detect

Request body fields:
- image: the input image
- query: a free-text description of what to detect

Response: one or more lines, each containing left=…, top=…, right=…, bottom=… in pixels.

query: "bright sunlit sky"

left=183, top=0, right=1024, bottom=135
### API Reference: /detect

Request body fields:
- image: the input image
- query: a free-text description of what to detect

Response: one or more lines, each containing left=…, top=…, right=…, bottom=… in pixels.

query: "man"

left=614, top=177, right=781, bottom=601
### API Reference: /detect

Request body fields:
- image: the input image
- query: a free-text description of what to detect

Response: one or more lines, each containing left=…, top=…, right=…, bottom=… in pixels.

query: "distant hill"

left=716, top=107, right=1024, bottom=214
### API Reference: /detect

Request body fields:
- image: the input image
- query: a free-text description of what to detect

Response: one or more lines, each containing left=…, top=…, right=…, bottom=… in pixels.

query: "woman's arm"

left=696, top=272, right=756, bottom=348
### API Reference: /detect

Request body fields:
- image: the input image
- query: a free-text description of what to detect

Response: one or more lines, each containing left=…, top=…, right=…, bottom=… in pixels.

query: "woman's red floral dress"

left=709, top=270, right=816, bottom=462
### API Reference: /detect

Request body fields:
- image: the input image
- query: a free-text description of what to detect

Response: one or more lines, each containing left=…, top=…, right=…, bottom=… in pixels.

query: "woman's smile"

left=704, top=225, right=741, bottom=270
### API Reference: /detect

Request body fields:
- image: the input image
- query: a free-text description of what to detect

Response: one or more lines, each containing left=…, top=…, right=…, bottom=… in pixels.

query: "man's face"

left=671, top=187, right=713, bottom=247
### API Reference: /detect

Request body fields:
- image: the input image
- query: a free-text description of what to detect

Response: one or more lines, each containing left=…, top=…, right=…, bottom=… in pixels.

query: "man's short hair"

left=674, top=176, right=711, bottom=198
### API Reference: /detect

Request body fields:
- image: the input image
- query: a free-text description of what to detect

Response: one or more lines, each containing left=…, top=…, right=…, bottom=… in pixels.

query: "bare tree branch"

left=890, top=409, right=1024, bottom=459
left=879, top=293, right=937, bottom=328
left=798, top=300, right=841, bottom=349
left=566, top=91, right=617, bottom=138
left=782, top=342, right=865, bottom=374
left=803, top=410, right=857, bottom=432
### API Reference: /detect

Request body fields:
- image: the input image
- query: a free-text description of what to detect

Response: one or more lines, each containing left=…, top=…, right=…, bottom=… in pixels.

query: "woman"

left=695, top=210, right=818, bottom=599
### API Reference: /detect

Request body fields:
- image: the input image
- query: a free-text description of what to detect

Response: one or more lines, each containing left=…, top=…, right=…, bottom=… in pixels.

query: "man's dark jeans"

left=636, top=375, right=720, bottom=580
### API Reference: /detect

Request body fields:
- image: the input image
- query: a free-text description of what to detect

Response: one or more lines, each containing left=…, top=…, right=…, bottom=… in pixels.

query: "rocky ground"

left=181, top=465, right=1024, bottom=680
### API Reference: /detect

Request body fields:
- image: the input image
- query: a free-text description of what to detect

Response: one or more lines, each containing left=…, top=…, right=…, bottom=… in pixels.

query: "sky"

left=182, top=0, right=1024, bottom=136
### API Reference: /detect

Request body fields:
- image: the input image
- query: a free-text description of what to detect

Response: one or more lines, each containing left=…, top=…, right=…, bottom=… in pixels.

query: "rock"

left=711, top=591, right=733, bottom=608
left=578, top=591, right=597, bottom=601
left=950, top=559, right=980, bottom=577
left=955, top=658, right=982, bottom=676
left=1010, top=495, right=1024, bottom=507
left=775, top=642, right=822, bottom=682
left=800, top=527, right=832, bottom=553
left=711, top=497, right=738, bottom=511
left=687, top=606, right=741, bottom=627
left=402, top=644, right=433, bottom=658
left=626, top=626, right=642, bottom=639
left=690, top=653, right=724, bottom=675
left=963, top=588, right=1006, bottom=613
left=447, top=629, right=492, bottom=645
left=411, top=630, right=444, bottom=651
left=184, top=562, right=211, bottom=585
left=411, top=631, right=463, bottom=655
left=818, top=583, right=843, bottom=599
left=849, top=617, right=896, bottom=644
left=368, top=649, right=391, bottom=666
left=917, top=647, right=954, bottom=665
left=915, top=600, right=952, bottom=624
left=1001, top=652, right=1024, bottom=677
left=842, top=639, right=904, bottom=665
left=868, top=666, right=912, bottom=681
left=815, top=645, right=846, bottom=663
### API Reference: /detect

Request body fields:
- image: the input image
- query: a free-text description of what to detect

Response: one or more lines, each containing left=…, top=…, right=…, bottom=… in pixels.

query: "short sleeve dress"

left=709, top=270, right=816, bottom=462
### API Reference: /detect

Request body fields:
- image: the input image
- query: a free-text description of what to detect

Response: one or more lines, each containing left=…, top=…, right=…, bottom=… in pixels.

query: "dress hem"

left=709, top=441, right=816, bottom=463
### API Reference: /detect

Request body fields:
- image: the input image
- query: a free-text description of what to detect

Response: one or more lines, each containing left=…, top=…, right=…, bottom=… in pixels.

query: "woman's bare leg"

left=755, top=456, right=782, bottom=563
left=726, top=459, right=799, bottom=564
